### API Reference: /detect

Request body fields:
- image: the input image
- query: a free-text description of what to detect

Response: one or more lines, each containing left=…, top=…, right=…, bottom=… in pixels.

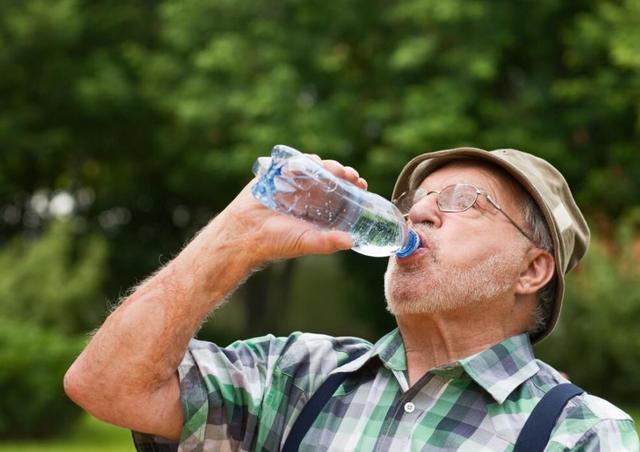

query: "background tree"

left=0, top=0, right=639, bottom=437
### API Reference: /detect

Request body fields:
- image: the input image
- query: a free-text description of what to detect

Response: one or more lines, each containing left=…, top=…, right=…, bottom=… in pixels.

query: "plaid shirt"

left=133, top=330, right=639, bottom=451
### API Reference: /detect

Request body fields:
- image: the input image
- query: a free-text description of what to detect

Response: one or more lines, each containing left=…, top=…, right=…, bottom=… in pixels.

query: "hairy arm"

left=63, top=163, right=364, bottom=440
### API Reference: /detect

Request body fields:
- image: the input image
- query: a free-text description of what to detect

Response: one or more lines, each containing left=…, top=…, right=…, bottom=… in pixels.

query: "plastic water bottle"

left=251, top=145, right=420, bottom=258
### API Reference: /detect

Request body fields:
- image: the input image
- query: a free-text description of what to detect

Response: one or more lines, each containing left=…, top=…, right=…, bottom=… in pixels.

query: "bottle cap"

left=396, top=228, right=420, bottom=258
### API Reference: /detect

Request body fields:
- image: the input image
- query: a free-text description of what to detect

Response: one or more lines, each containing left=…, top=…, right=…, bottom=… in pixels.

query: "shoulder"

left=274, top=332, right=372, bottom=376
left=515, top=359, right=639, bottom=450
left=533, top=360, right=632, bottom=421
left=560, top=392, right=634, bottom=431
left=531, top=361, right=638, bottom=450
left=576, top=393, right=633, bottom=422
left=550, top=394, right=638, bottom=450
left=281, top=332, right=373, bottom=356
left=185, top=332, right=371, bottom=374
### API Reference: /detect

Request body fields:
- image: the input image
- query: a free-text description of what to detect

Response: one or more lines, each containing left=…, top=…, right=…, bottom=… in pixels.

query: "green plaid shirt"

left=133, top=330, right=639, bottom=451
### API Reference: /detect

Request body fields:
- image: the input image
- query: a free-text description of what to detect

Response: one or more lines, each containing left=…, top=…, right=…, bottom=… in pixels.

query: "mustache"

left=412, top=223, right=435, bottom=244
left=409, top=223, right=439, bottom=263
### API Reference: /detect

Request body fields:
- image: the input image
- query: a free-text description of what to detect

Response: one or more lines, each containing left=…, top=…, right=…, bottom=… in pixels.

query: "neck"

left=396, top=296, right=535, bottom=385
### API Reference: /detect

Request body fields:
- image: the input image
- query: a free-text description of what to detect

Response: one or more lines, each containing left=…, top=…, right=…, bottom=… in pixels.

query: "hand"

left=210, top=156, right=368, bottom=267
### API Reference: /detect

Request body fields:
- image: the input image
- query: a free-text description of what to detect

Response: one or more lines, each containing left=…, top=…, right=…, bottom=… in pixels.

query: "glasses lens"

left=394, top=188, right=427, bottom=215
left=438, top=184, right=478, bottom=212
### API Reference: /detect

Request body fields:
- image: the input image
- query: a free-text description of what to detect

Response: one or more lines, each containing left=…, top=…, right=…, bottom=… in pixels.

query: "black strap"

left=514, top=383, right=584, bottom=452
left=281, top=371, right=351, bottom=452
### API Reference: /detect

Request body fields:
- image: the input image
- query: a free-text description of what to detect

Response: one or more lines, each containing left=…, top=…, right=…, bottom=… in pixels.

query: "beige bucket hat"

left=392, top=147, right=590, bottom=343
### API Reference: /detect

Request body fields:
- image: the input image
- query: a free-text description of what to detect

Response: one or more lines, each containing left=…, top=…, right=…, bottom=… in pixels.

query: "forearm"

left=64, top=211, right=255, bottom=427
left=64, top=164, right=360, bottom=438
left=111, top=219, right=251, bottom=376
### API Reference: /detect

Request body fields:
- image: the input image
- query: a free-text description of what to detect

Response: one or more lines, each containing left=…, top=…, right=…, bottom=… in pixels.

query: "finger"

left=344, top=167, right=368, bottom=190
left=322, top=160, right=360, bottom=184
left=340, top=166, right=360, bottom=185
left=356, top=177, right=368, bottom=190
left=303, top=154, right=366, bottom=189
left=344, top=166, right=359, bottom=177
left=310, top=230, right=353, bottom=255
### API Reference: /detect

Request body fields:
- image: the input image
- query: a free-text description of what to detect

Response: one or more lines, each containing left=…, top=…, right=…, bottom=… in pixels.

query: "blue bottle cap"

left=395, top=229, right=420, bottom=258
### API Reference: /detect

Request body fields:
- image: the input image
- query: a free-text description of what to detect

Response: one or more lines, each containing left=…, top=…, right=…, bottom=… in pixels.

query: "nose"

left=407, top=192, right=442, bottom=228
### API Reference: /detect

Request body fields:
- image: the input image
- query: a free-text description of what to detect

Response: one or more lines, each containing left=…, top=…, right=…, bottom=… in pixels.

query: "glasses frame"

left=393, top=183, right=535, bottom=243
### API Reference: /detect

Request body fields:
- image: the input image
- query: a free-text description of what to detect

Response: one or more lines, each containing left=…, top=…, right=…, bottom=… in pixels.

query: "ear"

left=516, top=248, right=555, bottom=295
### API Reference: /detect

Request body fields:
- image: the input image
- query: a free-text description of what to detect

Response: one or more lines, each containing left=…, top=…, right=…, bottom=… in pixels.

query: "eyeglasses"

left=393, top=183, right=534, bottom=243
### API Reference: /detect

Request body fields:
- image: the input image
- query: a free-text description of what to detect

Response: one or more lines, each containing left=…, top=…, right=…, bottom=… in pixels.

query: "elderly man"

left=65, top=147, right=639, bottom=451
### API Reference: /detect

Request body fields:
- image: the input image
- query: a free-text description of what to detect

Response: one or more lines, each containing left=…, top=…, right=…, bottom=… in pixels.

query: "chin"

left=384, top=291, right=440, bottom=316
left=384, top=269, right=435, bottom=315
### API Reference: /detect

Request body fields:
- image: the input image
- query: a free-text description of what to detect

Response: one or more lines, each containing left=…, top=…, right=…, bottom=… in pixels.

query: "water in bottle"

left=251, top=145, right=420, bottom=258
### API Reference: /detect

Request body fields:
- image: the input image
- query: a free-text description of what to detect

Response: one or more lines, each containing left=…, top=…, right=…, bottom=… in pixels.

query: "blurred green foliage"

left=0, top=0, right=639, bottom=440
left=0, top=221, right=107, bottom=334
left=0, top=221, right=106, bottom=438
left=537, top=211, right=640, bottom=403
left=0, top=318, right=85, bottom=439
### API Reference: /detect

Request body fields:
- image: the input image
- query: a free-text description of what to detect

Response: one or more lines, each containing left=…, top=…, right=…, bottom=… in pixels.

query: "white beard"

left=384, top=237, right=527, bottom=316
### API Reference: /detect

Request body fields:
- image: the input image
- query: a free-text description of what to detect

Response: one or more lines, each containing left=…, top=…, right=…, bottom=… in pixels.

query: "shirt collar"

left=358, top=330, right=539, bottom=404
left=369, top=328, right=407, bottom=371
left=336, top=330, right=538, bottom=404
left=457, top=333, right=540, bottom=404
left=329, top=329, right=407, bottom=386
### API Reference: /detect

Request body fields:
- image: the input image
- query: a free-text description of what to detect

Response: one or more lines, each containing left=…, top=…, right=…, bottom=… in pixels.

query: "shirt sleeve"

left=131, top=332, right=370, bottom=451
left=572, top=418, right=640, bottom=451
left=132, top=333, right=305, bottom=451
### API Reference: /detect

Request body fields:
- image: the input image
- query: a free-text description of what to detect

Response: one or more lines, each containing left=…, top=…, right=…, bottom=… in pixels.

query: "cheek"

left=438, top=219, right=507, bottom=261
left=434, top=230, right=481, bottom=265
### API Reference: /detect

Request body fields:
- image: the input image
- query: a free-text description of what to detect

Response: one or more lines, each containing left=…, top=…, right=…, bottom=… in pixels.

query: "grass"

left=0, top=414, right=132, bottom=452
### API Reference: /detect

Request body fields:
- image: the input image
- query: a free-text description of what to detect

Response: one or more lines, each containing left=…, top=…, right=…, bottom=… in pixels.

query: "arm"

left=64, top=161, right=365, bottom=440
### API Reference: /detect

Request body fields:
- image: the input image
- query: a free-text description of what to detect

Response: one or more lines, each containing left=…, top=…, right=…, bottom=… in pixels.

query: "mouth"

left=417, top=229, right=429, bottom=249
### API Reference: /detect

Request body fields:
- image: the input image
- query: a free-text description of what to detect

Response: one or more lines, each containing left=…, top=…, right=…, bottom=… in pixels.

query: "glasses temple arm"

left=485, top=197, right=536, bottom=244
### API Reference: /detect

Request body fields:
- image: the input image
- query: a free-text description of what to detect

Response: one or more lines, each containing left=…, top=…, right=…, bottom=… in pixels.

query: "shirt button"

left=404, top=402, right=415, bottom=413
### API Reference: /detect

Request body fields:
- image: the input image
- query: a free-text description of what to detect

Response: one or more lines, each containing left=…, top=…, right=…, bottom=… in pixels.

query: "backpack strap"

left=514, top=383, right=584, bottom=452
left=281, top=371, right=351, bottom=452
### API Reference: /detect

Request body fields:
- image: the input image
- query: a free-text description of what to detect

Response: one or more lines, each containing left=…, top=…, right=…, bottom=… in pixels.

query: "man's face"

left=384, top=161, right=531, bottom=315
